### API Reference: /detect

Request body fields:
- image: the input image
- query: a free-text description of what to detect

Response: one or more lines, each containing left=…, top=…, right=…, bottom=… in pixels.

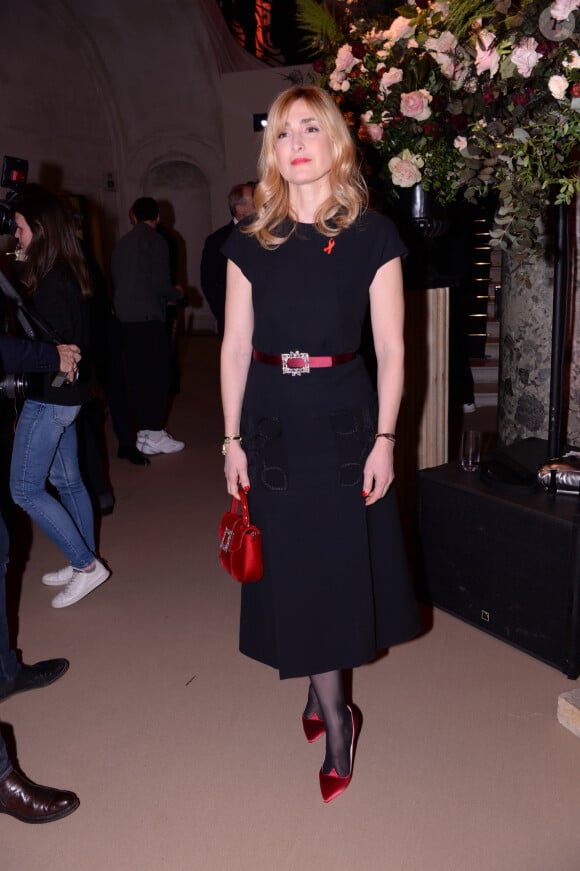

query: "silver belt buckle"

left=281, top=350, right=310, bottom=376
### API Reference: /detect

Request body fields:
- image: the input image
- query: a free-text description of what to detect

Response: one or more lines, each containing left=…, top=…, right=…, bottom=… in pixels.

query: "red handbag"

left=219, top=489, right=263, bottom=582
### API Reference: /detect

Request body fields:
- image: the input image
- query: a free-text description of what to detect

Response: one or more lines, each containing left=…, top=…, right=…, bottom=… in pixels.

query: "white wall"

left=0, top=0, right=265, bottom=332
left=220, top=64, right=316, bottom=214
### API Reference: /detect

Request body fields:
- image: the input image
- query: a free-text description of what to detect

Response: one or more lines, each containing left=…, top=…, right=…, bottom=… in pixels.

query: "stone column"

left=498, top=200, right=579, bottom=449
left=566, top=197, right=580, bottom=447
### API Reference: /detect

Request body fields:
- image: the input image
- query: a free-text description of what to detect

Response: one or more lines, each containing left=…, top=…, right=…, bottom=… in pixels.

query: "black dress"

left=223, top=210, right=419, bottom=679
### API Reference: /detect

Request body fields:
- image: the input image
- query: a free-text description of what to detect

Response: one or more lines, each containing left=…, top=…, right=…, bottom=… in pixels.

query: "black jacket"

left=0, top=335, right=59, bottom=378
left=24, top=263, right=91, bottom=405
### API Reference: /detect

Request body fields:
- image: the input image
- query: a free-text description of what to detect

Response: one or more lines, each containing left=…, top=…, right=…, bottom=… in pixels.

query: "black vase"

left=396, top=183, right=450, bottom=240
left=389, top=184, right=453, bottom=288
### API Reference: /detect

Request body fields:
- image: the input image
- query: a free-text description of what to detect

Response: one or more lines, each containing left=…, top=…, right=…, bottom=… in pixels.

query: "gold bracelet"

left=222, top=434, right=242, bottom=456
left=375, top=432, right=396, bottom=443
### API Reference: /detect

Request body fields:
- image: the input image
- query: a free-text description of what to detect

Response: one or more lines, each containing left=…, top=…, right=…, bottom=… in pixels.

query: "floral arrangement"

left=299, top=0, right=580, bottom=252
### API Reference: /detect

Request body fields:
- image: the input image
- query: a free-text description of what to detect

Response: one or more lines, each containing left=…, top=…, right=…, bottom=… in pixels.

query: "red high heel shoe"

left=319, top=705, right=361, bottom=803
left=302, top=713, right=325, bottom=743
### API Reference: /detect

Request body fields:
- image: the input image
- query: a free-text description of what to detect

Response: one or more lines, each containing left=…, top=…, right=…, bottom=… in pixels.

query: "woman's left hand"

left=362, top=440, right=395, bottom=506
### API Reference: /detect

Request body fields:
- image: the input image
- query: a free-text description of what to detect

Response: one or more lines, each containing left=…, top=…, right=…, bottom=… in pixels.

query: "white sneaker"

left=136, top=429, right=185, bottom=455
left=463, top=402, right=476, bottom=414
left=42, top=565, right=74, bottom=586
left=51, top=560, right=110, bottom=609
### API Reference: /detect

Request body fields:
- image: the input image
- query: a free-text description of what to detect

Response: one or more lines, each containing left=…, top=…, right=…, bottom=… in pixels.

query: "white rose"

left=388, top=150, right=424, bottom=188
left=454, top=136, right=468, bottom=150
left=388, top=157, right=423, bottom=188
left=550, top=0, right=580, bottom=22
left=548, top=74, right=569, bottom=100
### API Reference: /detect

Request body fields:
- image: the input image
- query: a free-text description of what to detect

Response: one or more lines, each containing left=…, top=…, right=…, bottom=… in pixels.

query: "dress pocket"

left=330, top=404, right=376, bottom=487
left=241, top=414, right=288, bottom=491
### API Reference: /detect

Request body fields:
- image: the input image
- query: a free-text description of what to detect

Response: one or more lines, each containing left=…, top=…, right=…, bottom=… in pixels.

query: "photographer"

left=8, top=185, right=111, bottom=609
left=0, top=333, right=80, bottom=823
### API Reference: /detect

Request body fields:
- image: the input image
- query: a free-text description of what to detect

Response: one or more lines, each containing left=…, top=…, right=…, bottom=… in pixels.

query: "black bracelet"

left=222, top=434, right=242, bottom=456
left=375, top=432, right=396, bottom=443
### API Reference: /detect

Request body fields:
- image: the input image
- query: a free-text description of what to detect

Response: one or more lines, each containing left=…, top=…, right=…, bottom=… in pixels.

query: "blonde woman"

left=221, top=85, right=418, bottom=802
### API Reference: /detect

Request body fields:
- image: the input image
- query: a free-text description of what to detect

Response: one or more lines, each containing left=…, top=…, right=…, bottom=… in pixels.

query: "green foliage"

left=444, top=0, right=498, bottom=41
left=296, top=0, right=344, bottom=53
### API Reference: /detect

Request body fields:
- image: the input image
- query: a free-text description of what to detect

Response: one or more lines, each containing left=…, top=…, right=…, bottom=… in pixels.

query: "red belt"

left=252, top=349, right=355, bottom=376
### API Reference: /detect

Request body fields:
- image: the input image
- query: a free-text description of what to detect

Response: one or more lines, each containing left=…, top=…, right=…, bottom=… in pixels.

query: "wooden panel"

left=397, top=286, right=449, bottom=477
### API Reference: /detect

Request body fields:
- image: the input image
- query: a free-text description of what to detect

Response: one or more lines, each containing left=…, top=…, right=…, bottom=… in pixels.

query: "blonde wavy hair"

left=243, top=85, right=368, bottom=250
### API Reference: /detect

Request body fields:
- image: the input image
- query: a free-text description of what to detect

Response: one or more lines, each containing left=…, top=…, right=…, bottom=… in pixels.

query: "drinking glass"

left=460, top=430, right=481, bottom=472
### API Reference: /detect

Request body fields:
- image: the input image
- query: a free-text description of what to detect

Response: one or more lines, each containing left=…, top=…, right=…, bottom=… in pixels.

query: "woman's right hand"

left=56, top=344, right=81, bottom=382
left=224, top=441, right=250, bottom=498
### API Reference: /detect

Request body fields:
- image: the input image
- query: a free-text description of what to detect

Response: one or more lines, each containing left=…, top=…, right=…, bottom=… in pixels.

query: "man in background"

left=111, top=197, right=184, bottom=456
left=200, top=182, right=255, bottom=339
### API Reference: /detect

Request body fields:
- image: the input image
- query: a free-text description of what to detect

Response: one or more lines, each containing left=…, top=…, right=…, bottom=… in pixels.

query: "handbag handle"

left=232, top=487, right=251, bottom=525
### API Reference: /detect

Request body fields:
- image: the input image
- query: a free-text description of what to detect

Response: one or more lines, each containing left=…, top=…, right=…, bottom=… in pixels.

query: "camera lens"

left=0, top=374, right=28, bottom=400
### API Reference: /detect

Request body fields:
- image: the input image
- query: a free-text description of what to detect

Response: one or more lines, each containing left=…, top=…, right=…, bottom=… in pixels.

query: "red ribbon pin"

left=323, top=239, right=335, bottom=255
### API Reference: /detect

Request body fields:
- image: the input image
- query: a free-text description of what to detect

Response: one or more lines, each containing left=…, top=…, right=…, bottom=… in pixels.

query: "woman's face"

left=274, top=98, right=333, bottom=190
left=14, top=212, right=33, bottom=253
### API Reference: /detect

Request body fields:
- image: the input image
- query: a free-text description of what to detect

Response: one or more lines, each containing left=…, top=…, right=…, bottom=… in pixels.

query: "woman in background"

left=221, top=85, right=418, bottom=803
left=10, top=185, right=110, bottom=608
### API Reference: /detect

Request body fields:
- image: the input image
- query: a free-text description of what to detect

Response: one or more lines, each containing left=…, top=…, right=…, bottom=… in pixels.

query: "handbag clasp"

left=220, top=527, right=234, bottom=552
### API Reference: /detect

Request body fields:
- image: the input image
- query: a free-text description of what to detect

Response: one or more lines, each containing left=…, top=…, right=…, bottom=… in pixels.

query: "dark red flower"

left=571, top=83, right=580, bottom=98
left=482, top=84, right=496, bottom=105
left=511, top=92, right=529, bottom=107
left=447, top=112, right=468, bottom=132
left=350, top=85, right=368, bottom=106
left=312, top=58, right=325, bottom=73
left=430, top=94, right=447, bottom=112
left=351, top=42, right=366, bottom=60
left=422, top=122, right=441, bottom=137
left=537, top=40, right=558, bottom=55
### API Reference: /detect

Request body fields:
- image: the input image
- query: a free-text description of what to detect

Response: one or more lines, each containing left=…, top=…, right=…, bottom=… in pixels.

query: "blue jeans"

left=10, top=400, right=95, bottom=570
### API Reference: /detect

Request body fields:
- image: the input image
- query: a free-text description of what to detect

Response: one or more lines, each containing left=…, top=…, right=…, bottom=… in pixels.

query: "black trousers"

left=120, top=320, right=171, bottom=432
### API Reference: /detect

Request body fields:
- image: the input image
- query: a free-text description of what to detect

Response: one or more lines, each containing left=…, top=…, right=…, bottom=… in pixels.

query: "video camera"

left=0, top=155, right=28, bottom=236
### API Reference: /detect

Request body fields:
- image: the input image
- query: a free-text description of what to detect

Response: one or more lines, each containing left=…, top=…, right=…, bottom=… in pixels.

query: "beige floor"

left=2, top=336, right=580, bottom=871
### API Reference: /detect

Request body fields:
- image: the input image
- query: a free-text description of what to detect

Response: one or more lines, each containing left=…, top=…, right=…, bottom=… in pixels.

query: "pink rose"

left=425, top=31, right=457, bottom=55
left=359, top=112, right=384, bottom=143
left=475, top=30, right=500, bottom=77
left=388, top=151, right=424, bottom=188
left=335, top=44, right=358, bottom=73
left=550, top=0, right=580, bottom=22
left=379, top=67, right=403, bottom=96
left=386, top=16, right=416, bottom=44
left=400, top=90, right=432, bottom=121
left=329, top=70, right=350, bottom=92
left=511, top=38, right=542, bottom=78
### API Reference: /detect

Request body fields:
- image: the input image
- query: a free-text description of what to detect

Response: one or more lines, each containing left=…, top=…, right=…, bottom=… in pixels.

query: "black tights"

left=305, top=671, right=353, bottom=777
